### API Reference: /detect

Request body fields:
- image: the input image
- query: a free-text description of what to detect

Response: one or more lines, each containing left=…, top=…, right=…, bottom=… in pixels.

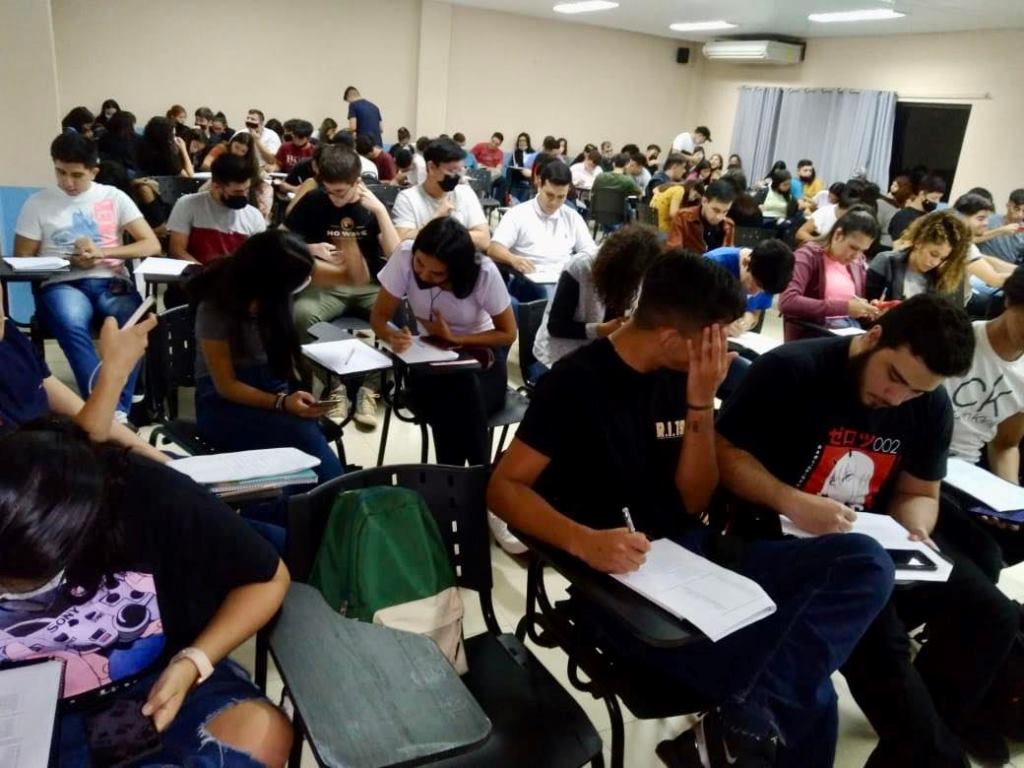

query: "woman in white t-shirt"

left=371, top=218, right=516, bottom=466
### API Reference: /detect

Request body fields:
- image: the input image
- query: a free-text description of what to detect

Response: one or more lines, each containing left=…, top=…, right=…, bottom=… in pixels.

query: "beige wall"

left=689, top=29, right=1024, bottom=203
left=1, top=0, right=60, bottom=186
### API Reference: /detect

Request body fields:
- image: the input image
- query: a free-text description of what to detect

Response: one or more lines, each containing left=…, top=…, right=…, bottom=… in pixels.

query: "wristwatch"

left=172, top=646, right=214, bottom=685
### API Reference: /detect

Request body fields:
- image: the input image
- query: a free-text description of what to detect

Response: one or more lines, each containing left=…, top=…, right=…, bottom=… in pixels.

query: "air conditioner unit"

left=702, top=40, right=805, bottom=65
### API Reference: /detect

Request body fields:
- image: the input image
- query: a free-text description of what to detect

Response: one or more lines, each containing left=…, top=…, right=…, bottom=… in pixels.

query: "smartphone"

left=315, top=397, right=344, bottom=407
left=889, top=549, right=937, bottom=571
left=123, top=296, right=156, bottom=329
left=86, top=699, right=162, bottom=768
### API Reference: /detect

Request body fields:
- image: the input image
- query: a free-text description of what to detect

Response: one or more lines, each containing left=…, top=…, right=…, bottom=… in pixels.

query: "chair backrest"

left=367, top=183, right=399, bottom=209
left=361, top=172, right=379, bottom=184
left=589, top=187, right=631, bottom=227
left=517, top=299, right=548, bottom=383
left=151, top=175, right=204, bottom=207
left=466, top=176, right=488, bottom=199
left=637, top=204, right=658, bottom=228
left=734, top=226, right=775, bottom=249
left=146, top=304, right=197, bottom=417
left=287, top=465, right=492, bottom=594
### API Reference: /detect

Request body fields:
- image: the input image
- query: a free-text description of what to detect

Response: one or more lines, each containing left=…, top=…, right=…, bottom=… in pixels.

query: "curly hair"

left=591, top=224, right=664, bottom=318
left=896, top=210, right=972, bottom=296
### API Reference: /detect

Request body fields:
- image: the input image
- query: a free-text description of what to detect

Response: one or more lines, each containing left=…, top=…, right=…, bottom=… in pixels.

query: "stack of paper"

left=945, top=458, right=1024, bottom=522
left=829, top=327, right=866, bottom=337
left=612, top=539, right=777, bottom=642
left=0, top=659, right=64, bottom=768
left=384, top=336, right=460, bottom=365
left=302, top=339, right=393, bottom=375
left=135, top=257, right=191, bottom=277
left=733, top=332, right=781, bottom=356
left=169, top=448, right=321, bottom=497
left=3, top=257, right=69, bottom=272
left=524, top=268, right=563, bottom=285
left=781, top=511, right=952, bottom=582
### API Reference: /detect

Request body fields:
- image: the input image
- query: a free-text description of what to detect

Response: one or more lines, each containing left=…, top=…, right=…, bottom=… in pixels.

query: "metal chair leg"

left=255, top=630, right=268, bottom=692
left=604, top=695, right=625, bottom=768
left=419, top=422, right=430, bottom=463
left=591, top=751, right=607, bottom=768
left=288, top=708, right=306, bottom=767
left=376, top=404, right=392, bottom=466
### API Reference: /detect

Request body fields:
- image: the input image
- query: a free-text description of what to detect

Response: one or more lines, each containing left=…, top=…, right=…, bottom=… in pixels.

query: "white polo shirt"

left=391, top=183, right=487, bottom=233
left=570, top=162, right=603, bottom=191
left=491, top=198, right=597, bottom=269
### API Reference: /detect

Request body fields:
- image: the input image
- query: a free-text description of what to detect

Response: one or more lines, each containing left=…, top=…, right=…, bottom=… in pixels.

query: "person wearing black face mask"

left=167, top=154, right=268, bottom=266
left=392, top=138, right=491, bottom=252
left=889, top=173, right=948, bottom=241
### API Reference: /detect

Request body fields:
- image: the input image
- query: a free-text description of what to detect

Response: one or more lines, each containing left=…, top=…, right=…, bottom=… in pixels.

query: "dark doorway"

left=889, top=102, right=971, bottom=199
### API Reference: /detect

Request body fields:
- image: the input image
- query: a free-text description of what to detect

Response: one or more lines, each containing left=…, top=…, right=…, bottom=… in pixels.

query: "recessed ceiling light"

left=552, top=1, right=618, bottom=14
left=808, top=8, right=905, bottom=23
left=669, top=20, right=738, bottom=32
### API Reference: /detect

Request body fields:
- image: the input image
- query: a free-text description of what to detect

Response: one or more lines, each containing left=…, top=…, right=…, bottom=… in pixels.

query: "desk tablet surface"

left=270, top=584, right=491, bottom=768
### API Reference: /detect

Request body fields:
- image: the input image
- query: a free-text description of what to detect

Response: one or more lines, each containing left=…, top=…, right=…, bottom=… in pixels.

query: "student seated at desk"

left=14, top=132, right=161, bottom=424
left=488, top=161, right=596, bottom=303
left=705, top=239, right=794, bottom=337
left=200, top=132, right=273, bottom=221
left=489, top=251, right=893, bottom=768
left=779, top=207, right=880, bottom=341
left=532, top=224, right=661, bottom=381
left=190, top=230, right=342, bottom=484
left=370, top=218, right=516, bottom=468
left=0, top=420, right=292, bottom=768
left=716, top=294, right=1019, bottom=767
left=666, top=179, right=736, bottom=253
left=954, top=193, right=1017, bottom=298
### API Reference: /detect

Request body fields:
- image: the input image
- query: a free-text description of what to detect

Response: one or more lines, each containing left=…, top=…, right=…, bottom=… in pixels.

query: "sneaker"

left=327, top=386, right=351, bottom=423
left=691, top=708, right=777, bottom=768
left=488, top=512, right=528, bottom=555
left=353, top=386, right=379, bottom=430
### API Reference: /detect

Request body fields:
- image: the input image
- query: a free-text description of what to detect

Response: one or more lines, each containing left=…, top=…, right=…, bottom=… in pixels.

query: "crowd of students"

left=4, top=96, right=1024, bottom=767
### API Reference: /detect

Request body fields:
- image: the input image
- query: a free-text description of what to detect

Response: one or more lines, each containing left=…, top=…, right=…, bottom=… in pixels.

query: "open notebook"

left=302, top=339, right=393, bottom=376
left=945, top=458, right=1024, bottom=522
left=0, top=659, right=64, bottom=767
left=612, top=539, right=776, bottom=642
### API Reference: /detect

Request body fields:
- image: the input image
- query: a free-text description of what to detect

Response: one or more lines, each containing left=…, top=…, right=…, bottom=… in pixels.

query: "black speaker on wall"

left=676, top=47, right=690, bottom=64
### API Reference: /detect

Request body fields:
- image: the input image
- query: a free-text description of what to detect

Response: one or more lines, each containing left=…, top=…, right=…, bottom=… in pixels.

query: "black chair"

left=733, top=225, right=776, bottom=249
left=516, top=298, right=549, bottom=392
left=150, top=175, right=203, bottom=208
left=271, top=464, right=605, bottom=767
left=366, top=183, right=399, bottom=210
left=636, top=203, right=658, bottom=228
left=589, top=188, right=632, bottom=239
left=361, top=172, right=379, bottom=184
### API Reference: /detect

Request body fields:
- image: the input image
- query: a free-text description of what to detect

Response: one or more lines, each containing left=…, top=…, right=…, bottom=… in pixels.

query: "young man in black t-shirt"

left=489, top=251, right=894, bottom=768
left=284, top=145, right=399, bottom=428
left=716, top=294, right=1020, bottom=767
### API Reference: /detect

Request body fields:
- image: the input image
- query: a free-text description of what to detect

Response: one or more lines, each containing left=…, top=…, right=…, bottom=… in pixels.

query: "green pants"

left=293, top=283, right=380, bottom=341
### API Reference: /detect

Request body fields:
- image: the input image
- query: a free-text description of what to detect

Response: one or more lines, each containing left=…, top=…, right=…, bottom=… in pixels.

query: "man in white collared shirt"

left=488, top=161, right=597, bottom=302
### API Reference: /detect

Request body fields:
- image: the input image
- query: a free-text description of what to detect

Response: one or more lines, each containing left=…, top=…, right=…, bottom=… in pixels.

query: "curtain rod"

left=897, top=92, right=992, bottom=101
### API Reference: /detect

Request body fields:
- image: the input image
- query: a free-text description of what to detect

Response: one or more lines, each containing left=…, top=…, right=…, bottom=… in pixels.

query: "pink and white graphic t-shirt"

left=15, top=182, right=144, bottom=285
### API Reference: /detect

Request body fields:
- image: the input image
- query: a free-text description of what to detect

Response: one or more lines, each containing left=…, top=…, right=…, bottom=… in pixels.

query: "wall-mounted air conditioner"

left=702, top=40, right=805, bottom=65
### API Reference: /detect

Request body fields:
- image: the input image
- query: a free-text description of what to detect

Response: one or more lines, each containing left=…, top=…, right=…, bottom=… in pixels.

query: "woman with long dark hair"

left=508, top=132, right=535, bottom=202
left=94, top=98, right=120, bottom=132
left=136, top=116, right=193, bottom=177
left=97, top=110, right=139, bottom=173
left=200, top=132, right=272, bottom=219
left=532, top=224, right=662, bottom=380
left=0, top=420, right=292, bottom=766
left=371, top=218, right=516, bottom=467
left=189, top=230, right=342, bottom=482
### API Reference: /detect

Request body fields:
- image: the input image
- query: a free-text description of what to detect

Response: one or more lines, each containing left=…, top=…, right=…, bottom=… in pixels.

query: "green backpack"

left=309, top=486, right=467, bottom=673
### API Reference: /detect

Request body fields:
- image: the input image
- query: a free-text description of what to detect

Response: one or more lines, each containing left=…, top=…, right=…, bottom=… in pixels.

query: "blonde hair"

left=895, top=210, right=972, bottom=296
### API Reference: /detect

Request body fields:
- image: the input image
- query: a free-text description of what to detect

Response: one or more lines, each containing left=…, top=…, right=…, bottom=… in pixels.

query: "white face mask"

left=0, top=569, right=66, bottom=602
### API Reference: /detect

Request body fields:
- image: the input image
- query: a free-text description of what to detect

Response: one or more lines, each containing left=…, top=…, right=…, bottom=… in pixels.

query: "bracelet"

left=686, top=402, right=714, bottom=411
left=274, top=394, right=285, bottom=411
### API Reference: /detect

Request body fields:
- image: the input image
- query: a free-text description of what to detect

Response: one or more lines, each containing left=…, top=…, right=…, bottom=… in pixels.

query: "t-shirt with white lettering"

left=946, top=321, right=1024, bottom=464
left=15, top=182, right=143, bottom=286
left=391, top=184, right=486, bottom=234
left=491, top=199, right=597, bottom=270
left=167, top=191, right=266, bottom=265
left=377, top=241, right=510, bottom=337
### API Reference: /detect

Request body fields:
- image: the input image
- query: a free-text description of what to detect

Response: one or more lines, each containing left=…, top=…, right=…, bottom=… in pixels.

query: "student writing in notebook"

left=715, top=294, right=1020, bottom=766
left=0, top=420, right=292, bottom=766
left=488, top=250, right=894, bottom=768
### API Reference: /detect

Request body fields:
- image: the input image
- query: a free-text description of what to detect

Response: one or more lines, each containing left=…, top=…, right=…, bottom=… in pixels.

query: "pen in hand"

left=622, top=506, right=636, bottom=533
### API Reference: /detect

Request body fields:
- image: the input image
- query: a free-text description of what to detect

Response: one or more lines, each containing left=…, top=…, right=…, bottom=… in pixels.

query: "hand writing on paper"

left=576, top=527, right=651, bottom=574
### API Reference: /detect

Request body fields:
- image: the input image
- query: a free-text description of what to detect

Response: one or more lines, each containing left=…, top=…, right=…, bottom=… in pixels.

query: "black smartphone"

left=888, top=549, right=937, bottom=571
left=86, top=698, right=162, bottom=768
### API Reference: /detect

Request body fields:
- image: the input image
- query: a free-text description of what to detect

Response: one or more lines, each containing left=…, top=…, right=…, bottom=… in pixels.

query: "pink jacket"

left=779, top=242, right=866, bottom=341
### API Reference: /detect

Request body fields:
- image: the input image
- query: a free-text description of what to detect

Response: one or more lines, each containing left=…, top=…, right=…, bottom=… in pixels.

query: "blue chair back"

left=0, top=186, right=43, bottom=324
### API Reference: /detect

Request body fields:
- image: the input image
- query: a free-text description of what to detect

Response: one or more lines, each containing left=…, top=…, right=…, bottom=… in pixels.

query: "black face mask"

left=438, top=172, right=460, bottom=192
left=222, top=194, right=248, bottom=210
left=923, top=199, right=939, bottom=212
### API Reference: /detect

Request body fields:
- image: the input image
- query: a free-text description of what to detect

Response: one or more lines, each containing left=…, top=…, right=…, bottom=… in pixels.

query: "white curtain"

left=729, top=86, right=782, bottom=183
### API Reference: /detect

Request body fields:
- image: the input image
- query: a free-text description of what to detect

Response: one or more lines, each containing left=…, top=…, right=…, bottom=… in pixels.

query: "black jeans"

left=409, top=349, right=508, bottom=466
left=841, top=530, right=1019, bottom=767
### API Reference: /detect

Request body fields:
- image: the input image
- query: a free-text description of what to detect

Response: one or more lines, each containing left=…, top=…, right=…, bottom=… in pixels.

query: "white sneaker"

left=353, top=386, right=379, bottom=430
left=488, top=512, right=528, bottom=555
left=327, top=385, right=351, bottom=423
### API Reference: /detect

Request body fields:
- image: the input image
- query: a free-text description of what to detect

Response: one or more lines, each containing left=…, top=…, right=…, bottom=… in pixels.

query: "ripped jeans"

left=58, top=660, right=268, bottom=767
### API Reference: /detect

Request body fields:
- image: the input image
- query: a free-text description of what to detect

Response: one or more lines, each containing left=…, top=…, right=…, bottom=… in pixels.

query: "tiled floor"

left=43, top=309, right=1024, bottom=767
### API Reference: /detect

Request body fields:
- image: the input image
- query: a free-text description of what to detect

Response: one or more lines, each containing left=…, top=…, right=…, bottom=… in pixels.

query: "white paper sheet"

left=3, top=257, right=68, bottom=272
left=781, top=512, right=952, bottom=582
left=829, top=326, right=866, bottom=337
left=0, top=659, right=64, bottom=768
left=612, top=539, right=777, bottom=642
left=732, top=332, right=781, bottom=356
left=302, top=339, right=393, bottom=375
left=524, top=269, right=563, bottom=284
left=169, top=448, right=321, bottom=484
left=135, top=257, right=191, bottom=276
left=384, top=336, right=460, bottom=365
left=945, top=458, right=1024, bottom=512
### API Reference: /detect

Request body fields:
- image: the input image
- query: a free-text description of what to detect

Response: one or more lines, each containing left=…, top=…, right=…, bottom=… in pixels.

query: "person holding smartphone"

left=0, top=419, right=292, bottom=767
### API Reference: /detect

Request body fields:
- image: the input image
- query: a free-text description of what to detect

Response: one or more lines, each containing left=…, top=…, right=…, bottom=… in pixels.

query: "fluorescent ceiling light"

left=552, top=1, right=618, bottom=14
left=808, top=8, right=905, bottom=23
left=669, top=20, right=737, bottom=32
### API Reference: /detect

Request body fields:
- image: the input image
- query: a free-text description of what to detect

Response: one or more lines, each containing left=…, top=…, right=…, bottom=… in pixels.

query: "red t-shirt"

left=371, top=151, right=397, bottom=181
left=275, top=141, right=315, bottom=172
left=472, top=143, right=504, bottom=169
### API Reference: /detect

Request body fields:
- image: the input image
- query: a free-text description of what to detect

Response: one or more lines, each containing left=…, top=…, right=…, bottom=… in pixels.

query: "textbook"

left=0, top=659, right=64, bottom=767
left=612, top=539, right=776, bottom=642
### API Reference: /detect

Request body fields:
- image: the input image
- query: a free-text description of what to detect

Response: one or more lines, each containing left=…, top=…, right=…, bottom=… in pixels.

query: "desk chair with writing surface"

left=366, top=183, right=399, bottom=211
left=266, top=464, right=605, bottom=768
left=589, top=187, right=633, bottom=240
left=149, top=175, right=204, bottom=208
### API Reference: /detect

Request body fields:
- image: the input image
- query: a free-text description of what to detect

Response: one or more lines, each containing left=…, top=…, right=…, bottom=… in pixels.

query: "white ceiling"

left=446, top=0, right=1024, bottom=41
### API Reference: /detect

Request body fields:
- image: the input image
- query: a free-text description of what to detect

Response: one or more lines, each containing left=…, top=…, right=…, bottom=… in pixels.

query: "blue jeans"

left=195, top=367, right=343, bottom=485
left=37, top=277, right=143, bottom=414
left=58, top=660, right=267, bottom=767
left=593, top=529, right=893, bottom=767
left=507, top=274, right=553, bottom=304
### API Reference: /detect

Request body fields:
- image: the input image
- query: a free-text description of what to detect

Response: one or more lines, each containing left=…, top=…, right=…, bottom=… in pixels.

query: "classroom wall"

left=688, top=29, right=1024, bottom=203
